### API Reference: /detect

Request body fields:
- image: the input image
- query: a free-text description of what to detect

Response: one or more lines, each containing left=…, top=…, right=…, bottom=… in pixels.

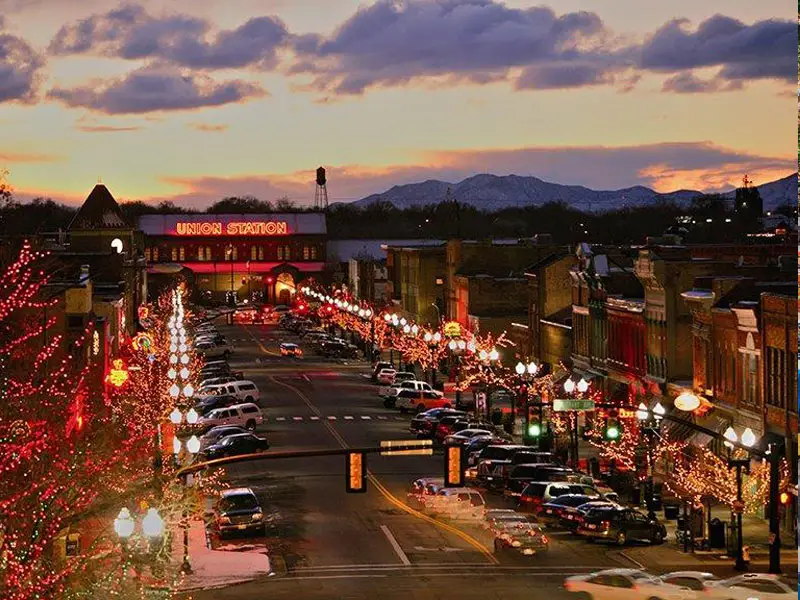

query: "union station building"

left=138, top=213, right=327, bottom=304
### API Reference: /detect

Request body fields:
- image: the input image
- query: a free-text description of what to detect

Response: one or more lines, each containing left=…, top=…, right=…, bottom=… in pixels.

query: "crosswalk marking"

left=275, top=417, right=286, bottom=421
left=361, top=416, right=371, bottom=420
left=292, top=416, right=303, bottom=421
left=310, top=416, right=320, bottom=421
left=377, top=416, right=388, bottom=420
left=344, top=415, right=354, bottom=420
left=327, top=416, right=337, bottom=420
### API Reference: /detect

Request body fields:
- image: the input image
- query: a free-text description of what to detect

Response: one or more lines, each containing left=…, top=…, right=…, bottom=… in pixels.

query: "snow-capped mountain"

left=350, top=173, right=796, bottom=212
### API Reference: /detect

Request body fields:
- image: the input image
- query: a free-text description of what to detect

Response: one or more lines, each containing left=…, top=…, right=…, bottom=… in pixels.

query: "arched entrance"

left=276, top=272, right=295, bottom=305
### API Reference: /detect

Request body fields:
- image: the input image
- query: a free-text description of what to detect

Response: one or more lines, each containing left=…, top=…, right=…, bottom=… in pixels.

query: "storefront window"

left=303, top=246, right=310, bottom=260
left=198, top=247, right=205, bottom=261
left=251, top=246, right=257, bottom=260
left=171, top=248, right=178, bottom=261
left=179, top=247, right=185, bottom=261
left=153, top=248, right=159, bottom=262
left=258, top=247, right=264, bottom=260
left=144, top=248, right=151, bottom=262
left=310, top=245, right=318, bottom=260
left=205, top=247, right=212, bottom=260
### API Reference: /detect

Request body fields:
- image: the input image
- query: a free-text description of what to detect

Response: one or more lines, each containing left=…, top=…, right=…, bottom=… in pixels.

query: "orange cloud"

left=188, top=122, right=229, bottom=132
left=0, top=151, right=61, bottom=163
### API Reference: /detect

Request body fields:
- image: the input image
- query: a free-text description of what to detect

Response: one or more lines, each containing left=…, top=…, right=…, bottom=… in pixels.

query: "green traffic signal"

left=528, top=422, right=542, bottom=438
left=605, top=424, right=620, bottom=440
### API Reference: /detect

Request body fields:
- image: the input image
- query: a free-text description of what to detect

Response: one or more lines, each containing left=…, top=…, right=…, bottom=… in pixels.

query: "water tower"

left=314, top=166, right=329, bottom=211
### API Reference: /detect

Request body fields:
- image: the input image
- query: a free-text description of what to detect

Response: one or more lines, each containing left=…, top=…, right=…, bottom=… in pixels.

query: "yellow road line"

left=237, top=323, right=281, bottom=356
left=269, top=376, right=498, bottom=565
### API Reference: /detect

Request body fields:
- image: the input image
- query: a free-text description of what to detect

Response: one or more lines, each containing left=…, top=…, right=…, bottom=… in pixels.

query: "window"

left=205, top=247, right=212, bottom=261
left=258, top=246, right=264, bottom=260
left=251, top=246, right=257, bottom=260
left=310, top=245, right=318, bottom=260
left=171, top=247, right=178, bottom=261
left=179, top=247, right=185, bottom=261
left=242, top=406, right=258, bottom=414
left=303, top=246, right=310, bottom=260
left=144, top=248, right=151, bottom=262
left=153, top=247, right=159, bottom=261
left=198, top=247, right=205, bottom=261
left=284, top=245, right=291, bottom=260
left=277, top=246, right=284, bottom=261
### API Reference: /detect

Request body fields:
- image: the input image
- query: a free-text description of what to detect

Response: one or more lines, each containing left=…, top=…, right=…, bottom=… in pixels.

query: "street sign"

left=732, top=500, right=745, bottom=514
left=380, top=439, right=433, bottom=456
left=553, top=399, right=596, bottom=412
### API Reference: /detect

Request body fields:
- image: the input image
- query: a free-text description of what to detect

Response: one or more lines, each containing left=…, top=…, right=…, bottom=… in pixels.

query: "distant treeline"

left=0, top=194, right=795, bottom=245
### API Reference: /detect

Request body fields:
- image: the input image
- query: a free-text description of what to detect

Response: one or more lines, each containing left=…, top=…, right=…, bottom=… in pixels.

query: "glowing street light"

left=186, top=435, right=201, bottom=454
left=169, top=407, right=182, bottom=425
left=741, top=428, right=757, bottom=448
left=674, top=391, right=701, bottom=412
left=723, top=426, right=738, bottom=449
left=564, top=379, right=576, bottom=394
left=527, top=362, right=538, bottom=375
left=142, top=508, right=164, bottom=538
left=515, top=362, right=526, bottom=375
left=186, top=408, right=199, bottom=424
left=576, top=378, right=589, bottom=393
left=636, top=402, right=649, bottom=421
left=488, top=348, right=499, bottom=362
left=114, top=508, right=135, bottom=539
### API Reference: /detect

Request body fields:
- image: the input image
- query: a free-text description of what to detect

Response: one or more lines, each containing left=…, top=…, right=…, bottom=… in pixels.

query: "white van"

left=198, top=403, right=264, bottom=431
left=201, top=380, right=260, bottom=403
left=424, top=487, right=486, bottom=520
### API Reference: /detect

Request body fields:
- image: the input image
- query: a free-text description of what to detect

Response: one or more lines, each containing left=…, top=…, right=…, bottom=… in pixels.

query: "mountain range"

left=350, top=173, right=797, bottom=213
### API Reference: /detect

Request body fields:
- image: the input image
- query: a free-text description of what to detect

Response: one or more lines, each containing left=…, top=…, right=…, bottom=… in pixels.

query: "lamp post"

left=423, top=330, right=441, bottom=387
left=724, top=426, right=752, bottom=572
left=636, top=402, right=664, bottom=520
left=477, top=347, right=499, bottom=421
left=172, top=424, right=200, bottom=574
left=226, top=244, right=235, bottom=306
left=515, top=361, right=539, bottom=445
left=448, top=338, right=467, bottom=409
left=114, top=506, right=164, bottom=586
left=562, top=376, right=589, bottom=468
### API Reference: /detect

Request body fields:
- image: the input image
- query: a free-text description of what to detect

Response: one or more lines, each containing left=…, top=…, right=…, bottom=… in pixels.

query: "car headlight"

left=512, top=540, right=522, bottom=547
left=252, top=513, right=263, bottom=521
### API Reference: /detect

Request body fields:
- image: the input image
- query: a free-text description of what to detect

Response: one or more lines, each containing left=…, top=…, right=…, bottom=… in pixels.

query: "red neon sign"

left=175, top=221, right=289, bottom=236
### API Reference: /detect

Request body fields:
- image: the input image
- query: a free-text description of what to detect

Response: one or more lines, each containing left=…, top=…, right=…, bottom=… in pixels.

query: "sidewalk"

left=171, top=520, right=273, bottom=591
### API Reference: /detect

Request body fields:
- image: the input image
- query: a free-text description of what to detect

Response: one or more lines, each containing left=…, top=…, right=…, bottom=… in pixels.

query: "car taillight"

left=541, top=535, right=549, bottom=544
left=601, top=521, right=610, bottom=529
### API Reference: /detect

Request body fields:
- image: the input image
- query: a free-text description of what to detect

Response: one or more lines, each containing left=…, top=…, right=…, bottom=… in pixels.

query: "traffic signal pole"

left=767, top=443, right=781, bottom=574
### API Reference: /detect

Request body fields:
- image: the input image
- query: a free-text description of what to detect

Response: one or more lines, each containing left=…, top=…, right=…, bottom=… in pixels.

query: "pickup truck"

left=377, top=373, right=418, bottom=398
left=381, top=380, right=439, bottom=407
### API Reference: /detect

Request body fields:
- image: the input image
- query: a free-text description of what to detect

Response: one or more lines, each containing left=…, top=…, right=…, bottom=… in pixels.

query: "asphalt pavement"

left=183, top=321, right=796, bottom=600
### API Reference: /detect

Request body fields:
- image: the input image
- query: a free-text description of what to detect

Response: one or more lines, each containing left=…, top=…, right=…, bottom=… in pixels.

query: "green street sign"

left=552, top=399, right=596, bottom=412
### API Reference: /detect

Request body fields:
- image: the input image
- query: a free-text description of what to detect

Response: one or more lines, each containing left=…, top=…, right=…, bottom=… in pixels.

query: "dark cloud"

left=640, top=15, right=795, bottom=83
left=661, top=72, right=743, bottom=94
left=49, top=4, right=290, bottom=69
left=47, top=65, right=266, bottom=114
left=290, top=0, right=626, bottom=94
left=0, top=18, right=44, bottom=103
left=516, top=63, right=615, bottom=89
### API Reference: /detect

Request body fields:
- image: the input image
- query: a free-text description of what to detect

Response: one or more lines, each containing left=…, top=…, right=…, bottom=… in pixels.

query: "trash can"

left=663, top=504, right=680, bottom=520
left=708, top=518, right=726, bottom=549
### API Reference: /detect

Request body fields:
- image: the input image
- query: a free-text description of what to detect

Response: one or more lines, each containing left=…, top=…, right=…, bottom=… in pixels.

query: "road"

left=183, top=320, right=767, bottom=600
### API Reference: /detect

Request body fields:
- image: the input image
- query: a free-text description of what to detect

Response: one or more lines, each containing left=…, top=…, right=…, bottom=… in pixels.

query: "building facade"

left=138, top=213, right=326, bottom=304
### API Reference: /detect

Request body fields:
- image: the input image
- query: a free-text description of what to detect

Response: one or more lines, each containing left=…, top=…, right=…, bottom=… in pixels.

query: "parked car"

left=371, top=361, right=393, bottom=381
left=199, top=375, right=239, bottom=388
left=517, top=481, right=599, bottom=513
left=434, top=415, right=473, bottom=443
left=320, top=340, right=358, bottom=358
left=195, top=393, right=239, bottom=416
left=200, top=425, right=248, bottom=449
left=443, top=428, right=495, bottom=445
left=211, top=488, right=266, bottom=538
left=536, top=493, right=605, bottom=527
left=492, top=521, right=549, bottom=556
left=659, top=572, right=721, bottom=599
left=395, top=389, right=451, bottom=413
left=376, top=368, right=397, bottom=385
left=409, top=408, right=466, bottom=437
left=560, top=500, right=621, bottom=532
left=279, top=343, right=303, bottom=357
left=201, top=380, right=260, bottom=404
left=483, top=509, right=534, bottom=531
left=504, top=465, right=576, bottom=499
left=577, top=507, right=667, bottom=545
left=203, top=433, right=270, bottom=459
left=195, top=340, right=233, bottom=359
left=564, top=569, right=694, bottom=600
left=198, top=403, right=264, bottom=431
left=473, top=445, right=529, bottom=486
left=383, top=380, right=441, bottom=407
left=705, top=573, right=798, bottom=600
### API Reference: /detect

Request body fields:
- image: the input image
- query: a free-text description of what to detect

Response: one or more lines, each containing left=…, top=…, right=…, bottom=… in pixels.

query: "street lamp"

left=142, top=508, right=165, bottom=539
left=674, top=391, right=701, bottom=412
left=723, top=426, right=755, bottom=572
left=114, top=508, right=135, bottom=541
left=636, top=402, right=663, bottom=519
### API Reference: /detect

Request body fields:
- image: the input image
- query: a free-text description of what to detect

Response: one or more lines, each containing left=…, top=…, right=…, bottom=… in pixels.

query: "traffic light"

left=780, top=491, right=790, bottom=505
left=444, top=444, right=464, bottom=487
left=604, top=418, right=621, bottom=441
left=527, top=405, right=542, bottom=438
left=346, top=451, right=366, bottom=493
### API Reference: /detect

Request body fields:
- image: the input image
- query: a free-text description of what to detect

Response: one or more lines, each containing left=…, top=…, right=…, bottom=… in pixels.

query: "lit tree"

left=0, top=244, right=194, bottom=599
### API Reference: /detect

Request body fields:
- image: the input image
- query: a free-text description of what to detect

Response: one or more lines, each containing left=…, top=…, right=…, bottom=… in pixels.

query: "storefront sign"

left=174, top=221, right=289, bottom=236
left=443, top=321, right=462, bottom=337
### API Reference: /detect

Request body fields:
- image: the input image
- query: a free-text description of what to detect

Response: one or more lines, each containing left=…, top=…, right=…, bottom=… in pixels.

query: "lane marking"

left=237, top=324, right=280, bottom=356
left=344, top=416, right=354, bottom=420
left=327, top=416, right=337, bottom=420
left=268, top=375, right=497, bottom=565
left=618, top=551, right=645, bottom=569
left=292, top=564, right=608, bottom=572
left=292, top=416, right=303, bottom=421
left=310, top=416, right=320, bottom=421
left=380, top=525, right=411, bottom=566
left=377, top=416, right=388, bottom=420
left=275, top=417, right=286, bottom=421
left=361, top=415, right=371, bottom=420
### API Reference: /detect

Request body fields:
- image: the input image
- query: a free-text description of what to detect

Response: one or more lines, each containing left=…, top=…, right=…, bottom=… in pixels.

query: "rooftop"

left=69, top=184, right=130, bottom=231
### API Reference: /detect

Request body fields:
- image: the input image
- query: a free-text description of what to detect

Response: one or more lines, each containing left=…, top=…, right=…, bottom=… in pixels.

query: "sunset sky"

left=0, top=0, right=795, bottom=207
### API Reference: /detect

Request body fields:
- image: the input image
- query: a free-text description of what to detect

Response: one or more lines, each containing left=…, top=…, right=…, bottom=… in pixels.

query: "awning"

left=661, top=411, right=697, bottom=442
left=686, top=415, right=729, bottom=447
